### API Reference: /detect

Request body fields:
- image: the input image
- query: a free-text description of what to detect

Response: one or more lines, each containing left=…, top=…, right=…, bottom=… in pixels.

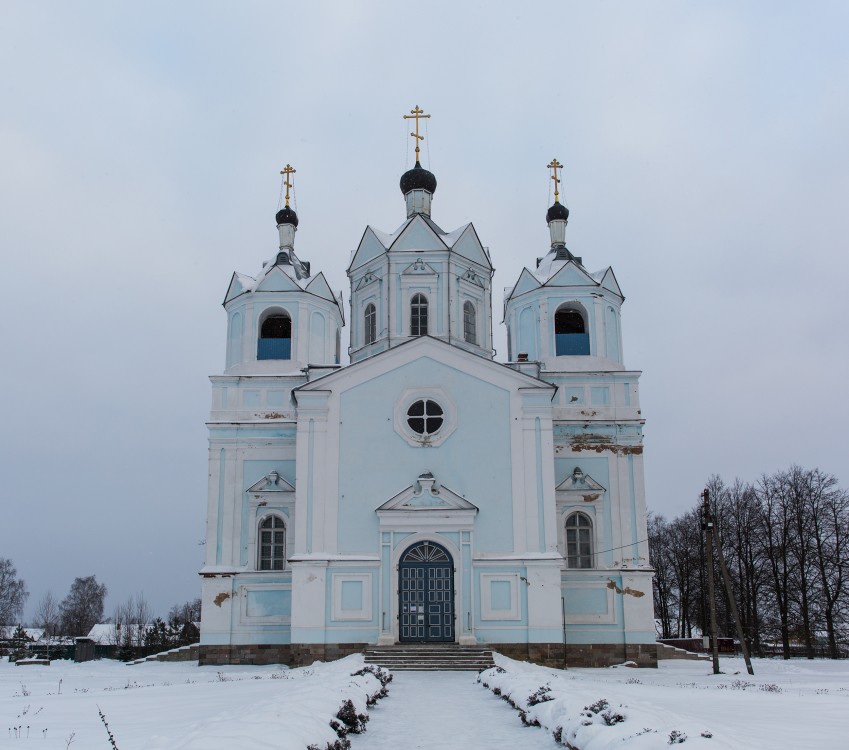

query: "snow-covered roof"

left=224, top=261, right=343, bottom=313
left=348, top=213, right=492, bottom=271
left=0, top=626, right=44, bottom=641
left=86, top=623, right=152, bottom=644
left=532, top=249, right=605, bottom=285
left=252, top=254, right=310, bottom=290
left=504, top=251, right=624, bottom=308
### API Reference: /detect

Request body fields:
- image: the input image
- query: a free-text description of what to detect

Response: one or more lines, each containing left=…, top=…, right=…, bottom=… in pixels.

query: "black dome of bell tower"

left=400, top=162, right=437, bottom=195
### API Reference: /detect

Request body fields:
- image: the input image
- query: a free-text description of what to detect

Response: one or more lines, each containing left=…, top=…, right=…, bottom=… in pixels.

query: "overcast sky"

left=2, top=1, right=847, bottom=622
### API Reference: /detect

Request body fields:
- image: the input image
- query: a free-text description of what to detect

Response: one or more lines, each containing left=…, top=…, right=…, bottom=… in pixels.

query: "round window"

left=406, top=399, right=444, bottom=436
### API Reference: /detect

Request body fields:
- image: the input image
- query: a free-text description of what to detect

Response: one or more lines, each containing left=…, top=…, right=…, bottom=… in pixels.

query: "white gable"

left=389, top=214, right=448, bottom=253
left=544, top=260, right=599, bottom=288
left=599, top=267, right=624, bottom=299
left=305, top=272, right=337, bottom=304
left=348, top=226, right=389, bottom=271
left=507, top=268, right=542, bottom=300
left=224, top=272, right=254, bottom=304
left=448, top=224, right=491, bottom=268
left=254, top=266, right=304, bottom=293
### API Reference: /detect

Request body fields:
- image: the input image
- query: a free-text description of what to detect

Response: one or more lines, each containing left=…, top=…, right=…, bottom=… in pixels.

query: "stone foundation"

left=491, top=642, right=658, bottom=668
left=199, top=643, right=367, bottom=667
left=199, top=641, right=657, bottom=668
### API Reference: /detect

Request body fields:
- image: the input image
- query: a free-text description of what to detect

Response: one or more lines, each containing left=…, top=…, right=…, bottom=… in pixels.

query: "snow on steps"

left=127, top=643, right=199, bottom=665
left=364, top=644, right=496, bottom=671
left=656, top=641, right=709, bottom=661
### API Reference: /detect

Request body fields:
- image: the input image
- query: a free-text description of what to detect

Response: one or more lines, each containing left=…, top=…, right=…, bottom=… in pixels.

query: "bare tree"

left=59, top=576, right=107, bottom=637
left=113, top=592, right=153, bottom=655
left=758, top=473, right=794, bottom=658
left=649, top=513, right=675, bottom=638
left=667, top=509, right=703, bottom=638
left=33, top=590, right=60, bottom=638
left=0, top=558, right=28, bottom=624
left=806, top=469, right=849, bottom=659
left=652, top=467, right=849, bottom=659
left=168, top=597, right=201, bottom=627
left=714, top=479, right=769, bottom=655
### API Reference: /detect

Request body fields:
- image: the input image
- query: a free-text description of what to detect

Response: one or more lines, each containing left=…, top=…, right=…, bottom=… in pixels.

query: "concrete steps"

left=656, top=642, right=710, bottom=662
left=364, top=644, right=495, bottom=671
left=127, top=643, right=199, bottom=665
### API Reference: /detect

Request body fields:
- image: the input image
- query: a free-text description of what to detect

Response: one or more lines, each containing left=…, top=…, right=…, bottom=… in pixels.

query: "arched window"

left=411, top=294, right=428, bottom=336
left=258, top=312, right=292, bottom=360
left=463, top=301, right=476, bottom=344
left=565, top=512, right=593, bottom=568
left=555, top=306, right=589, bottom=355
left=258, top=515, right=286, bottom=570
left=364, top=303, right=376, bottom=345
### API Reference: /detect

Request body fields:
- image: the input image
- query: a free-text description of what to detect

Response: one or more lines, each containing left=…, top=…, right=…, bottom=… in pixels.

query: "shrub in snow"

left=553, top=726, right=563, bottom=743
left=758, top=683, right=781, bottom=693
left=527, top=685, right=553, bottom=706
left=701, top=730, right=713, bottom=738
left=334, top=698, right=369, bottom=735
left=601, top=708, right=625, bottom=726
left=353, top=664, right=393, bottom=703
left=668, top=729, right=687, bottom=744
left=308, top=741, right=349, bottom=750
left=584, top=698, right=610, bottom=715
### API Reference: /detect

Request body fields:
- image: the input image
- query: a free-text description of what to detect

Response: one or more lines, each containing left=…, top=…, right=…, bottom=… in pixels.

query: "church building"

left=199, top=109, right=656, bottom=667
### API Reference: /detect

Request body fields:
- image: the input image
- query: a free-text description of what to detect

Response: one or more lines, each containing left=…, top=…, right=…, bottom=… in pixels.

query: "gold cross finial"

left=403, top=105, right=431, bottom=163
left=547, top=159, right=563, bottom=203
left=280, top=164, right=296, bottom=207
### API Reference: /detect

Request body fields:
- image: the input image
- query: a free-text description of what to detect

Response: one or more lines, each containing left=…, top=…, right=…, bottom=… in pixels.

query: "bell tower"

left=504, top=159, right=625, bottom=371
left=347, top=106, right=495, bottom=363
left=221, top=164, right=344, bottom=375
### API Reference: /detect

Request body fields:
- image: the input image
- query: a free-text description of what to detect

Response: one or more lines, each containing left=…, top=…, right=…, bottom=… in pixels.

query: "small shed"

left=74, top=637, right=96, bottom=662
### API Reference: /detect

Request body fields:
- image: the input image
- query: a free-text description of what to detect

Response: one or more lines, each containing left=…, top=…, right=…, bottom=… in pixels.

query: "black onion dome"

left=400, top=161, right=437, bottom=195
left=546, top=201, right=569, bottom=223
left=275, top=206, right=299, bottom=227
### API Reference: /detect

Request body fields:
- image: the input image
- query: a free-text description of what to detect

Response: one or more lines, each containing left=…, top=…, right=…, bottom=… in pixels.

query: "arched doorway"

left=399, top=541, right=455, bottom=643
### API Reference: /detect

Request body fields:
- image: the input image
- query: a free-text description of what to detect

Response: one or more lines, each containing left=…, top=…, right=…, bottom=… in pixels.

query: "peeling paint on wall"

left=570, top=434, right=643, bottom=455
left=607, top=579, right=645, bottom=598
left=213, top=592, right=231, bottom=607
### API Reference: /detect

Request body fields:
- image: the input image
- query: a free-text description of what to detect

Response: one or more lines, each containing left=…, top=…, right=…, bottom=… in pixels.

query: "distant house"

left=87, top=623, right=151, bottom=646
left=0, top=626, right=44, bottom=642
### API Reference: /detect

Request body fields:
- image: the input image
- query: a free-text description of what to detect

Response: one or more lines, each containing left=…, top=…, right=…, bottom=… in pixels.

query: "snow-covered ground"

left=0, top=655, right=384, bottom=749
left=480, top=655, right=849, bottom=749
left=2, top=655, right=847, bottom=749
left=349, top=670, right=559, bottom=750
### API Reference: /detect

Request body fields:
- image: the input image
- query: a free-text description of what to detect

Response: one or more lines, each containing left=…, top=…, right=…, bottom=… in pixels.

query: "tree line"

left=0, top=563, right=200, bottom=659
left=650, top=466, right=849, bottom=659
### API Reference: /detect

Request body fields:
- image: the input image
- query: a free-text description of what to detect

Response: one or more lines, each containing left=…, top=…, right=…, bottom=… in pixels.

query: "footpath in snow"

left=349, top=670, right=558, bottom=750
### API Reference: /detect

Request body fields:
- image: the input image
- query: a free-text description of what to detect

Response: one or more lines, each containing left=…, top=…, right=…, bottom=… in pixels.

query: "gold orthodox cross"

left=547, top=159, right=563, bottom=203
left=403, top=105, right=431, bottom=162
left=280, top=164, right=296, bottom=207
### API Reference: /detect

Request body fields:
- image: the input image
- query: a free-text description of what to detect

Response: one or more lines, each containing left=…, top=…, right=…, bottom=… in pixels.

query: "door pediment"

left=376, top=472, right=478, bottom=528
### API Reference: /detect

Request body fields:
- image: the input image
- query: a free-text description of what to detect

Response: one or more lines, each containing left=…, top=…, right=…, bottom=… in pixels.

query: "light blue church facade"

left=199, top=147, right=656, bottom=667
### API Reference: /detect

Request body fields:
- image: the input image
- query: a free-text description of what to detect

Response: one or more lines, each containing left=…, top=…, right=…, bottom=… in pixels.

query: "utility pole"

left=712, top=519, right=755, bottom=675
left=701, top=489, right=721, bottom=675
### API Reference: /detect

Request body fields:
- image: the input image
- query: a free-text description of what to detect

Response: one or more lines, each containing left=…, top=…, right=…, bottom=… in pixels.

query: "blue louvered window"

left=555, top=308, right=589, bottom=355
left=258, top=314, right=292, bottom=360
